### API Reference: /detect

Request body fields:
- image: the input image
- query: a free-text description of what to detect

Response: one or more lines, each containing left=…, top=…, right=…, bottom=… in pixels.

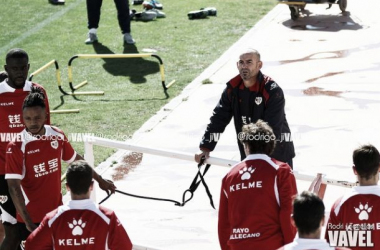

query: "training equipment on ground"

left=67, top=54, right=175, bottom=93
left=188, top=10, right=208, bottom=20
left=149, top=8, right=166, bottom=18
left=132, top=0, right=143, bottom=5
left=201, top=7, right=217, bottom=16
left=28, top=60, right=81, bottom=114
left=143, top=0, right=163, bottom=10
left=49, top=0, right=65, bottom=5
left=133, top=10, right=157, bottom=21
left=188, top=7, right=217, bottom=20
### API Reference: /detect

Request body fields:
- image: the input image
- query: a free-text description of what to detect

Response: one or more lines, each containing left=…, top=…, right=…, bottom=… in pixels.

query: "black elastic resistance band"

left=99, top=157, right=215, bottom=209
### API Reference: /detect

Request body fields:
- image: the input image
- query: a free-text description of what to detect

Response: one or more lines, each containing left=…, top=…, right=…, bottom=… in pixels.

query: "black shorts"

left=18, top=222, right=40, bottom=249
left=0, top=174, right=17, bottom=224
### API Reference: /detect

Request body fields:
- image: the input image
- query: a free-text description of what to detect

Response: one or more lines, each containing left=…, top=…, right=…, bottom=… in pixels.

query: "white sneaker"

left=134, top=10, right=157, bottom=21
left=85, top=32, right=98, bottom=44
left=124, top=33, right=136, bottom=44
left=150, top=8, right=165, bottom=18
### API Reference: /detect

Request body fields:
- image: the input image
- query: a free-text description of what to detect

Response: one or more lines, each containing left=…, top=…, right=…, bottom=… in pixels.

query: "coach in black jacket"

left=195, top=49, right=295, bottom=167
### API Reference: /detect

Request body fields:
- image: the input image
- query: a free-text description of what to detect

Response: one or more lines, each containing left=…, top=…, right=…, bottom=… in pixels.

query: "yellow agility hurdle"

left=28, top=60, right=80, bottom=114
left=28, top=59, right=103, bottom=96
left=67, top=54, right=176, bottom=93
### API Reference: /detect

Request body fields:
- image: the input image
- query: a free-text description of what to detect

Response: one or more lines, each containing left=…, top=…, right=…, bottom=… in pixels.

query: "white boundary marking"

left=0, top=0, right=84, bottom=55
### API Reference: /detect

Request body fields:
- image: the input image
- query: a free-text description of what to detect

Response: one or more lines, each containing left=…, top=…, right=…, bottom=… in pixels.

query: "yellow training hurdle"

left=28, top=60, right=80, bottom=114
left=67, top=54, right=176, bottom=93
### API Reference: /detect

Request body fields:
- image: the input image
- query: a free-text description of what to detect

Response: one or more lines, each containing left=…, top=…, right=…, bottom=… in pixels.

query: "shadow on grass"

left=52, top=95, right=81, bottom=110
left=92, top=43, right=160, bottom=84
left=52, top=89, right=169, bottom=110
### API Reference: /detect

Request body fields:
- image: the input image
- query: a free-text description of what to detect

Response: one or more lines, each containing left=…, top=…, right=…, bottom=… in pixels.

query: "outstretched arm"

left=74, top=154, right=116, bottom=194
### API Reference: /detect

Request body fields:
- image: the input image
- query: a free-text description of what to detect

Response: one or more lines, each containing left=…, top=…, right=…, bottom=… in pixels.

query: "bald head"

left=238, top=48, right=261, bottom=61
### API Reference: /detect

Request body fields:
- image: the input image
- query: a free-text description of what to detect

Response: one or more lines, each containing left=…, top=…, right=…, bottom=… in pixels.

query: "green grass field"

left=0, top=0, right=276, bottom=169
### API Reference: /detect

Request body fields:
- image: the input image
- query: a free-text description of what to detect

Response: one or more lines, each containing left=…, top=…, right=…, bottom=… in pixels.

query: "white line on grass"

left=0, top=0, right=84, bottom=56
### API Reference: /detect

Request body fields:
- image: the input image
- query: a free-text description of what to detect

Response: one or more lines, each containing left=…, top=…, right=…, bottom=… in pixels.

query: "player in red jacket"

left=277, top=191, right=351, bottom=250
left=218, top=119, right=297, bottom=250
left=5, top=88, right=116, bottom=249
left=25, top=160, right=133, bottom=250
left=325, top=145, right=380, bottom=250
left=0, top=48, right=50, bottom=250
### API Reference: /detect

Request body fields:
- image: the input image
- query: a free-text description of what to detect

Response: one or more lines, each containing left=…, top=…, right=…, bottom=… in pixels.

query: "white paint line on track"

left=0, top=0, right=84, bottom=56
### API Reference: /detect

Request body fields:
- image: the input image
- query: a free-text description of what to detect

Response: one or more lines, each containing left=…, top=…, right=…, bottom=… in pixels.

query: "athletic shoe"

left=124, top=33, right=136, bottom=44
left=151, top=0, right=163, bottom=9
left=150, top=8, right=166, bottom=18
left=143, top=0, right=163, bottom=10
left=130, top=9, right=137, bottom=19
left=134, top=10, right=157, bottom=21
left=49, top=0, right=65, bottom=5
left=188, top=10, right=208, bottom=20
left=142, top=1, right=153, bottom=9
left=132, top=0, right=143, bottom=5
left=202, top=7, right=217, bottom=16
left=85, top=32, right=98, bottom=44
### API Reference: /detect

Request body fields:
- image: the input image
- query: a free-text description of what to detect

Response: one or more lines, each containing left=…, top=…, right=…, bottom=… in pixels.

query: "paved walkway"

left=88, top=1, right=380, bottom=249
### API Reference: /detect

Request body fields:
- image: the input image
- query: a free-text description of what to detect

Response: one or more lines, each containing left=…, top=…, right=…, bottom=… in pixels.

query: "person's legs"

left=18, top=223, right=38, bottom=250
left=0, top=221, right=4, bottom=246
left=114, top=0, right=135, bottom=44
left=114, top=0, right=131, bottom=34
left=87, top=0, right=103, bottom=30
left=0, top=175, right=20, bottom=250
left=0, top=223, right=20, bottom=250
left=85, top=0, right=102, bottom=43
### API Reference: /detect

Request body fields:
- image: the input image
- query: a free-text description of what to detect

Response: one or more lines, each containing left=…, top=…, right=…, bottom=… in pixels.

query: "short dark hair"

left=353, top=144, right=380, bottom=180
left=66, top=160, right=93, bottom=195
left=22, top=86, right=46, bottom=110
left=293, top=191, right=325, bottom=235
left=239, top=120, right=276, bottom=155
left=6, top=48, right=29, bottom=64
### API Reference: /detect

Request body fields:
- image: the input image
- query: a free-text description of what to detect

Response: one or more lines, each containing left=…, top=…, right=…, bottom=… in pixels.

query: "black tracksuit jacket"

left=199, top=71, right=295, bottom=163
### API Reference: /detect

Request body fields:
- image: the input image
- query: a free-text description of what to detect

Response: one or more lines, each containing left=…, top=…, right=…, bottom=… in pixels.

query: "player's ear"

left=27, top=63, right=30, bottom=71
left=258, top=61, right=263, bottom=69
left=89, top=181, right=94, bottom=191
left=65, top=183, right=71, bottom=192
left=352, top=166, right=358, bottom=175
left=320, top=216, right=325, bottom=227
left=43, top=108, right=48, bottom=123
left=290, top=214, right=296, bottom=227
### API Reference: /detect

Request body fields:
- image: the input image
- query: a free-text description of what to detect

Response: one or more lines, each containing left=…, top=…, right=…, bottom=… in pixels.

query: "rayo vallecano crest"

left=255, top=97, right=262, bottom=105
left=51, top=140, right=58, bottom=149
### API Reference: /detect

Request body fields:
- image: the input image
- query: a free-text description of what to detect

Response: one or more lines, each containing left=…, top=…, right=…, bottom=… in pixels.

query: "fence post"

left=84, top=140, right=96, bottom=202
